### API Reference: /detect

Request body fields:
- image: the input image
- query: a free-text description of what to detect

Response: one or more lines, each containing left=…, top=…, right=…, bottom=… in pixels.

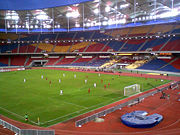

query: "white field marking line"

left=0, top=106, right=38, bottom=125
left=43, top=97, right=119, bottom=125
left=62, top=101, right=88, bottom=109
left=40, top=107, right=88, bottom=124
left=47, top=82, right=171, bottom=127
left=45, top=96, right=124, bottom=126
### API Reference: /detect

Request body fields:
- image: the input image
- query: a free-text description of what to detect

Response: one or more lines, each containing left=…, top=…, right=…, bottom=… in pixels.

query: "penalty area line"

left=62, top=101, right=88, bottom=109
left=0, top=106, right=38, bottom=125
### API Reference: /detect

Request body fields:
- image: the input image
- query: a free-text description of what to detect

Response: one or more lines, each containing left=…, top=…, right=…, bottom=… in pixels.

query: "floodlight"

left=86, top=23, right=90, bottom=27
left=94, top=9, right=99, bottom=14
left=102, top=21, right=107, bottom=25
left=105, top=6, right=110, bottom=12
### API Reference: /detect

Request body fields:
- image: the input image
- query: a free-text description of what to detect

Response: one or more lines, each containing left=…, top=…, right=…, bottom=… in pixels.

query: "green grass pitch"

left=0, top=69, right=170, bottom=127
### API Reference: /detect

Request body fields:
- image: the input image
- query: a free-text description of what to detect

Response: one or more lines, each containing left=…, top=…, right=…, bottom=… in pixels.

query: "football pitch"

left=0, top=69, right=170, bottom=127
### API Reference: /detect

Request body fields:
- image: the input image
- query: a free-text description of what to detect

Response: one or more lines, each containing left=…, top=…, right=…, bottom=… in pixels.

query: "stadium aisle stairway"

left=121, top=39, right=147, bottom=51
left=71, top=42, right=96, bottom=52
left=71, top=58, right=93, bottom=66
left=55, top=57, right=76, bottom=65
left=45, top=58, right=60, bottom=66
left=160, top=36, right=180, bottom=51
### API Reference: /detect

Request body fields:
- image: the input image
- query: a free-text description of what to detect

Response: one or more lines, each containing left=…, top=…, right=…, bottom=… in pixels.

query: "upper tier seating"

left=0, top=23, right=180, bottom=53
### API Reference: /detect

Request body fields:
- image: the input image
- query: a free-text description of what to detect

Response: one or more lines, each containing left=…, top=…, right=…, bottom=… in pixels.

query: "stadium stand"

left=0, top=56, right=9, bottom=66
left=138, top=57, right=180, bottom=72
left=55, top=57, right=76, bottom=65
left=11, top=56, right=27, bottom=66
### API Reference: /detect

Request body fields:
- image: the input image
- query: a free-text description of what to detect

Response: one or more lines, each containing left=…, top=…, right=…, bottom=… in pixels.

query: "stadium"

left=0, top=0, right=180, bottom=135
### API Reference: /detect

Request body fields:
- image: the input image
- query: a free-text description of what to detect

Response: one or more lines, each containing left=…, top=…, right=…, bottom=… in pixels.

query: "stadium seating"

left=137, top=57, right=180, bottom=72
left=160, top=37, right=180, bottom=51
left=149, top=24, right=174, bottom=35
left=45, top=58, right=60, bottom=66
left=0, top=23, right=180, bottom=53
left=129, top=26, right=152, bottom=36
left=0, top=56, right=9, bottom=66
left=11, top=56, right=27, bottom=66
left=86, top=58, right=110, bottom=67
left=121, top=39, right=147, bottom=51
left=71, top=58, right=93, bottom=66
left=71, top=42, right=95, bottom=52
left=138, top=59, right=168, bottom=70
left=55, top=57, right=76, bottom=65
left=140, top=37, right=170, bottom=51
left=109, top=28, right=130, bottom=37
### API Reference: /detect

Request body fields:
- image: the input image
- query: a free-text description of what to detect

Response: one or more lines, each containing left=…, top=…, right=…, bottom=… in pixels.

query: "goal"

left=124, top=84, right=140, bottom=96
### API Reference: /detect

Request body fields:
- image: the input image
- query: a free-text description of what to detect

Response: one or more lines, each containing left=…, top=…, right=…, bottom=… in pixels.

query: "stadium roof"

left=0, top=0, right=180, bottom=31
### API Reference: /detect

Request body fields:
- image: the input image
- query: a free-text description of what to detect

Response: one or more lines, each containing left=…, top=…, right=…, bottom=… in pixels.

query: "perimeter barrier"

left=75, top=81, right=180, bottom=127
left=0, top=119, right=55, bottom=135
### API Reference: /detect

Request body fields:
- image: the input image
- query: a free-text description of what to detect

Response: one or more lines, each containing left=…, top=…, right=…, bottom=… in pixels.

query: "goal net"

left=124, top=84, right=140, bottom=96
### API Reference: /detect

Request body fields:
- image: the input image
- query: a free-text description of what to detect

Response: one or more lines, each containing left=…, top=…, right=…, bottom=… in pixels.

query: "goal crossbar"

left=124, top=84, right=140, bottom=96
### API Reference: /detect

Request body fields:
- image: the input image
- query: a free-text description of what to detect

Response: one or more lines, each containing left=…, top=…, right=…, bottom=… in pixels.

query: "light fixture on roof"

left=146, top=16, right=149, bottom=20
left=119, top=18, right=126, bottom=24
left=66, top=10, right=80, bottom=18
left=108, top=19, right=114, bottom=25
left=35, top=25, right=38, bottom=28
left=7, top=24, right=10, bottom=28
left=86, top=23, right=90, bottom=27
left=102, top=21, right=108, bottom=25
left=66, top=12, right=71, bottom=17
left=158, top=8, right=179, bottom=19
left=120, top=3, right=129, bottom=9
left=91, top=22, right=95, bottom=26
left=46, top=25, right=51, bottom=28
left=75, top=23, right=80, bottom=27
left=105, top=6, right=110, bottom=12
left=153, top=15, right=156, bottom=19
left=94, top=8, right=99, bottom=14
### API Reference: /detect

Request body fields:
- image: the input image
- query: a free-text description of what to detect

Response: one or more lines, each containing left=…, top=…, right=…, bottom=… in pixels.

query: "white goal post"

left=124, top=84, right=140, bottom=96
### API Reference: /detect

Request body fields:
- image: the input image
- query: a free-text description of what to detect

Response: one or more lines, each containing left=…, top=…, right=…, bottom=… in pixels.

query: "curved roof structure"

left=0, top=0, right=93, bottom=10
left=0, top=0, right=179, bottom=32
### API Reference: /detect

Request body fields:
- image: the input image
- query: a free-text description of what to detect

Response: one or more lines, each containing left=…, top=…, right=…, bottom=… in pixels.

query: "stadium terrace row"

left=0, top=55, right=180, bottom=73
left=0, top=23, right=180, bottom=53
left=0, top=55, right=111, bottom=67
